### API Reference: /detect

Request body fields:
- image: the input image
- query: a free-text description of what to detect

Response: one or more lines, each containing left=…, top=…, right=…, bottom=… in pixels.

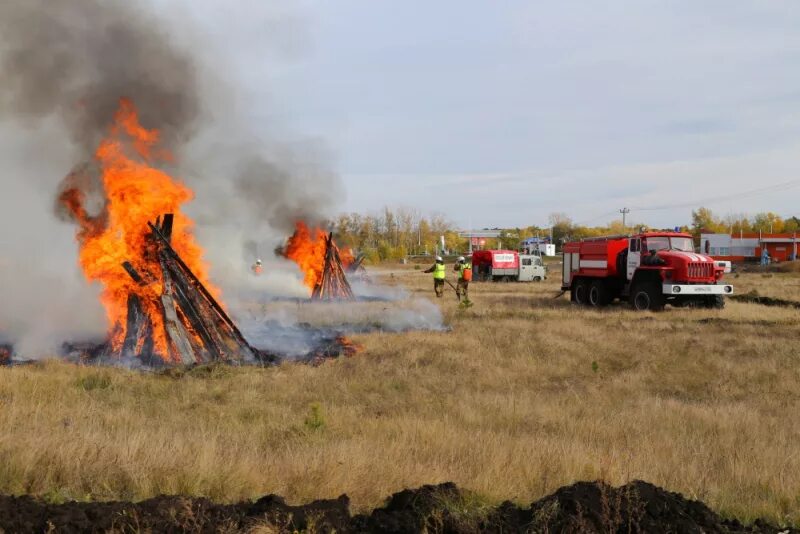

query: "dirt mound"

left=528, top=480, right=776, bottom=533
left=0, top=481, right=794, bottom=533
left=0, top=493, right=352, bottom=534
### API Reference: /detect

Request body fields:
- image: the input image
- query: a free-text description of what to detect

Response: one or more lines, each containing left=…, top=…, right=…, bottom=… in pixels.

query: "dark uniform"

left=454, top=259, right=472, bottom=302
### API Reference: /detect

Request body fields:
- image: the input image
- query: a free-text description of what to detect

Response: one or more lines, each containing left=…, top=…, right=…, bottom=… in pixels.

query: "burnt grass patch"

left=730, top=292, right=800, bottom=309
left=0, top=480, right=795, bottom=533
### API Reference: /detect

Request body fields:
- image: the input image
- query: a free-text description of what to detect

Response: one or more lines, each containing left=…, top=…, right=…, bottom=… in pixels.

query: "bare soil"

left=0, top=480, right=793, bottom=533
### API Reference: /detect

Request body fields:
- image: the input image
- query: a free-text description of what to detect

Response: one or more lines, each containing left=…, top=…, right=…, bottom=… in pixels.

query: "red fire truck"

left=561, top=232, right=733, bottom=310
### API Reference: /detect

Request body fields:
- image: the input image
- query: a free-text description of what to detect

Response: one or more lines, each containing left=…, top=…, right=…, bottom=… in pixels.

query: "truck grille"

left=687, top=262, right=713, bottom=279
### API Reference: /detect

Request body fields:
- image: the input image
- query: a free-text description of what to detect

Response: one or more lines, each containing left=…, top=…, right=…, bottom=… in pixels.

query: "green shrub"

left=304, top=402, right=326, bottom=431
left=76, top=372, right=112, bottom=391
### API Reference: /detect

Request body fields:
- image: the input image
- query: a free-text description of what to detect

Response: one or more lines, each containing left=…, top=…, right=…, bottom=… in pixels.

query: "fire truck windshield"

left=670, top=237, right=694, bottom=252
left=643, top=237, right=669, bottom=252
left=643, top=236, right=694, bottom=253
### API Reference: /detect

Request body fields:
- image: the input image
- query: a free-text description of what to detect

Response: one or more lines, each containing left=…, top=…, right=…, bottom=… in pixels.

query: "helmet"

left=255, top=259, right=262, bottom=265
left=435, top=255, right=443, bottom=262
left=457, top=256, right=465, bottom=262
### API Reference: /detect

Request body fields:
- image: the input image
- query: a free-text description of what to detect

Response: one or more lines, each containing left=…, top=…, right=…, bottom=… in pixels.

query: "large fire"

left=60, top=98, right=216, bottom=360
left=284, top=222, right=353, bottom=292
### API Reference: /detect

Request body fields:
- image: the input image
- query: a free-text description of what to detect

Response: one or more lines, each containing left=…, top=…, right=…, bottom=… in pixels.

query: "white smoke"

left=235, top=289, right=446, bottom=359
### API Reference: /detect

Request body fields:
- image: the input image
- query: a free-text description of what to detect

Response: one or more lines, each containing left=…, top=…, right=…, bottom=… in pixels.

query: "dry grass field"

left=1, top=265, right=799, bottom=526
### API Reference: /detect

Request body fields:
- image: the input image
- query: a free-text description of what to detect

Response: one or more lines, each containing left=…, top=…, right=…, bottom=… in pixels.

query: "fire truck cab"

left=561, top=232, right=733, bottom=311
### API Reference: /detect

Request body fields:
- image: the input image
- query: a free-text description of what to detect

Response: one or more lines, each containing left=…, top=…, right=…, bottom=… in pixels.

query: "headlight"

left=724, top=286, right=733, bottom=293
left=673, top=286, right=681, bottom=293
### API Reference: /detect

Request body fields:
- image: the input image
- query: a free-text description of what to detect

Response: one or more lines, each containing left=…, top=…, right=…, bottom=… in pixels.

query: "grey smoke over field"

left=0, top=0, right=341, bottom=356
left=238, top=297, right=446, bottom=358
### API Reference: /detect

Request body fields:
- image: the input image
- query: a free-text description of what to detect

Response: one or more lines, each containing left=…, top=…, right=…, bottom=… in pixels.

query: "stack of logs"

left=116, top=214, right=265, bottom=365
left=312, top=233, right=355, bottom=301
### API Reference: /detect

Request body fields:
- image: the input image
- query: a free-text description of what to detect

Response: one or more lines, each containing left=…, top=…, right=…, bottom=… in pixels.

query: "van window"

left=522, top=258, right=532, bottom=266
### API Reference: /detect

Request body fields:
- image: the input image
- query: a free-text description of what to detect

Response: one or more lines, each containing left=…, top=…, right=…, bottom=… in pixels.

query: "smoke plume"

left=0, top=0, right=342, bottom=356
left=0, top=0, right=199, bottom=151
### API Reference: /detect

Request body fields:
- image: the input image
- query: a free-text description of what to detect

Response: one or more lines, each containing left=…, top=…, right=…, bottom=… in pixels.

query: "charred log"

left=121, top=294, right=156, bottom=363
left=346, top=253, right=366, bottom=274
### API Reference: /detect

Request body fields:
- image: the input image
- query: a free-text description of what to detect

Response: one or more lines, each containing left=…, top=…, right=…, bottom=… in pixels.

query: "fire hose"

left=444, top=279, right=462, bottom=300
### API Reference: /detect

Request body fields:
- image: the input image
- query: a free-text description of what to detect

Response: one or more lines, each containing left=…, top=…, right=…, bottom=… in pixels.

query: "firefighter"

left=251, top=259, right=263, bottom=275
left=454, top=255, right=472, bottom=302
left=423, top=256, right=446, bottom=297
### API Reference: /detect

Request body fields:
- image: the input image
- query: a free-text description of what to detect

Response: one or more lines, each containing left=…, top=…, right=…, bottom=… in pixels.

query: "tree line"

left=330, top=207, right=800, bottom=262
left=689, top=207, right=800, bottom=236
left=332, top=208, right=462, bottom=262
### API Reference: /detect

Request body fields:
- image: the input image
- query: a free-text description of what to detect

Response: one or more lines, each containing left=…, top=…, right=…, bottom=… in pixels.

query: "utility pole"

left=619, top=208, right=630, bottom=230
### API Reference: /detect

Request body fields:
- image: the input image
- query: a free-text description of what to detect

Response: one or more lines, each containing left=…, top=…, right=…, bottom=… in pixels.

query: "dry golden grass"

left=731, top=268, right=800, bottom=301
left=1, top=267, right=799, bottom=526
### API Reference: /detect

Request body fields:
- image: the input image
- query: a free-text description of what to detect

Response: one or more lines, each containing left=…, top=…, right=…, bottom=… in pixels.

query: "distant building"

left=700, top=232, right=799, bottom=262
left=458, top=230, right=503, bottom=251
left=519, top=237, right=556, bottom=256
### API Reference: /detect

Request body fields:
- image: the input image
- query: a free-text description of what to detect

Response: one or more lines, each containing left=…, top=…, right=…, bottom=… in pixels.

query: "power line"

left=619, top=207, right=630, bottom=229
left=564, top=179, right=800, bottom=228
left=573, top=211, right=620, bottom=226
left=630, top=179, right=800, bottom=212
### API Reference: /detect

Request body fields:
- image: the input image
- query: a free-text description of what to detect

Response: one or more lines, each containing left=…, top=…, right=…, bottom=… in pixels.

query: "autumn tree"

left=751, top=212, right=784, bottom=234
left=548, top=212, right=574, bottom=244
left=690, top=207, right=724, bottom=237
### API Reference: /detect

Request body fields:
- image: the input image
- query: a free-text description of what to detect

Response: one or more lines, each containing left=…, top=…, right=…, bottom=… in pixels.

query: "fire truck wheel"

left=533, top=276, right=542, bottom=282
left=573, top=279, right=589, bottom=305
left=589, top=280, right=610, bottom=307
left=630, top=281, right=665, bottom=311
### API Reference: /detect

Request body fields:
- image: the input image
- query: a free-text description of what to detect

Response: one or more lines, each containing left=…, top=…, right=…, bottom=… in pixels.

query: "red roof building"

left=700, top=232, right=799, bottom=262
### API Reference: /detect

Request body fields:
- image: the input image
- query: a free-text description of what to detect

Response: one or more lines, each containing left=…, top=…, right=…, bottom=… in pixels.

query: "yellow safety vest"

left=433, top=263, right=446, bottom=280
left=459, top=262, right=472, bottom=279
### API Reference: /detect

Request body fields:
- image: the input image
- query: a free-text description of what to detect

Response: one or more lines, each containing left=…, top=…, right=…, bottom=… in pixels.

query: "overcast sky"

left=179, top=0, right=800, bottom=229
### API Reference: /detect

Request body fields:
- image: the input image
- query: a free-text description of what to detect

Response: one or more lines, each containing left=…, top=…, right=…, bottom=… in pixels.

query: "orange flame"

left=335, top=335, right=362, bottom=356
left=61, top=98, right=216, bottom=360
left=284, top=222, right=354, bottom=292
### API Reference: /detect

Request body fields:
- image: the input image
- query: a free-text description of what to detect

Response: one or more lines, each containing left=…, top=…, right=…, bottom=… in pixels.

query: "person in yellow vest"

left=454, top=255, right=472, bottom=302
left=423, top=256, right=446, bottom=297
left=251, top=259, right=263, bottom=275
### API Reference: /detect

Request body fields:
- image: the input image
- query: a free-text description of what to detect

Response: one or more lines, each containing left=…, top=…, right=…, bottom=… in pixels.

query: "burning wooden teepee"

left=117, top=213, right=258, bottom=365
left=312, top=232, right=355, bottom=301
